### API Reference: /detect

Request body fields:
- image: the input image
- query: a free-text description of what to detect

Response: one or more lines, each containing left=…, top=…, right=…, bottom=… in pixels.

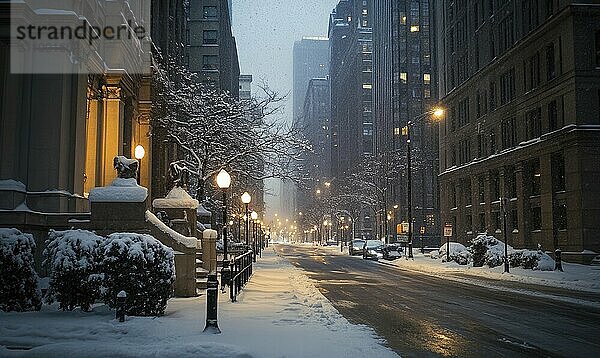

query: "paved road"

left=274, top=244, right=600, bottom=358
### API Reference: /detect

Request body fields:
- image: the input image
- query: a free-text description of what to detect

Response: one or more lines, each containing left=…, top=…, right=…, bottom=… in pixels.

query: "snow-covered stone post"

left=202, top=229, right=220, bottom=334
left=116, top=290, right=127, bottom=322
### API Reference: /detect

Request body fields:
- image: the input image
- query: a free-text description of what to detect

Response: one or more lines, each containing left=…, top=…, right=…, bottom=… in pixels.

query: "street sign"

left=444, top=223, right=453, bottom=237
left=396, top=235, right=409, bottom=243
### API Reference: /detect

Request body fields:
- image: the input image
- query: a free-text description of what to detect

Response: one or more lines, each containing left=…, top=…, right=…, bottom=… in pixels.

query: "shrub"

left=469, top=234, right=514, bottom=268
left=0, top=228, right=42, bottom=312
left=44, top=230, right=104, bottom=311
left=99, top=233, right=175, bottom=316
left=510, top=249, right=554, bottom=271
left=449, top=250, right=472, bottom=265
left=439, top=242, right=470, bottom=264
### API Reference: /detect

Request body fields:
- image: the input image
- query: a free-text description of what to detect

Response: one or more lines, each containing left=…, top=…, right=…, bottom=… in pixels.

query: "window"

left=465, top=214, right=473, bottom=232
left=500, top=68, right=515, bottom=105
left=489, top=81, right=497, bottom=110
left=548, top=100, right=558, bottom=131
left=202, top=55, right=218, bottom=70
left=203, top=6, right=218, bottom=19
left=203, top=30, right=218, bottom=44
left=529, top=159, right=541, bottom=196
left=400, top=72, right=407, bottom=83
left=511, top=209, right=519, bottom=230
left=363, top=83, right=372, bottom=89
left=498, top=15, right=514, bottom=53
left=463, top=179, right=472, bottom=205
left=527, top=107, right=542, bottom=139
left=506, top=166, right=517, bottom=199
left=394, top=127, right=400, bottom=136
left=451, top=185, right=457, bottom=208
left=490, top=130, right=496, bottom=154
left=491, top=171, right=500, bottom=201
left=546, top=43, right=556, bottom=80
left=525, top=52, right=540, bottom=91
left=478, top=176, right=486, bottom=203
left=554, top=201, right=567, bottom=230
left=531, top=206, right=542, bottom=231
left=410, top=25, right=420, bottom=32
left=423, top=73, right=431, bottom=84
left=501, top=117, right=517, bottom=149
left=551, top=152, right=566, bottom=192
left=596, top=30, right=600, bottom=67
left=476, top=89, right=488, bottom=118
left=545, top=0, right=554, bottom=19
left=479, top=213, right=486, bottom=232
left=493, top=211, right=501, bottom=232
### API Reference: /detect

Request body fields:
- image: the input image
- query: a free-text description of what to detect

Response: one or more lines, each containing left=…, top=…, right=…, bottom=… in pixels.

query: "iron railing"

left=229, top=250, right=253, bottom=302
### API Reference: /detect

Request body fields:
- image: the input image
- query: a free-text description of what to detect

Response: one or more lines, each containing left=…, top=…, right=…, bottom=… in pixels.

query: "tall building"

left=435, top=1, right=600, bottom=262
left=373, top=0, right=440, bottom=244
left=293, top=37, right=330, bottom=122
left=187, top=0, right=240, bottom=98
left=239, top=74, right=253, bottom=100
left=329, top=0, right=374, bottom=238
left=329, top=0, right=374, bottom=178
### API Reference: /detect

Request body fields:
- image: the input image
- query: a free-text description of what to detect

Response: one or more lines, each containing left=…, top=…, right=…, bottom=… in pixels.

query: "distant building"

left=293, top=37, right=330, bottom=123
left=187, top=0, right=240, bottom=98
left=329, top=0, right=374, bottom=238
left=373, top=0, right=440, bottom=245
left=435, top=1, right=600, bottom=262
left=239, top=74, right=253, bottom=100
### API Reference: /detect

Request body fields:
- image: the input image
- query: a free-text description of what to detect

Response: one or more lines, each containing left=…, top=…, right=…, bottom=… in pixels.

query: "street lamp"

left=134, top=144, right=145, bottom=185
left=404, top=107, right=445, bottom=259
left=216, top=169, right=231, bottom=290
left=251, top=211, right=258, bottom=261
left=241, top=192, right=251, bottom=247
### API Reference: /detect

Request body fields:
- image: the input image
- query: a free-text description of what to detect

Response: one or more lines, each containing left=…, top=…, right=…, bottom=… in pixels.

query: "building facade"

left=435, top=0, right=600, bottom=261
left=293, top=37, right=330, bottom=123
left=187, top=0, right=240, bottom=98
left=373, top=0, right=440, bottom=244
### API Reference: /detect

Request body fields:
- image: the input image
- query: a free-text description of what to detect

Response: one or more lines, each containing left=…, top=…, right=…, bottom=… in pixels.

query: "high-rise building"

left=435, top=1, right=600, bottom=262
left=187, top=0, right=240, bottom=98
left=329, top=0, right=374, bottom=178
left=239, top=74, right=253, bottom=100
left=293, top=37, right=330, bottom=123
left=373, top=0, right=440, bottom=245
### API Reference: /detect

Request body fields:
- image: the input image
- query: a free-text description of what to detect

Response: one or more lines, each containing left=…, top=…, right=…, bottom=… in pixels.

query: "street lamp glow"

left=241, top=192, right=252, bottom=204
left=324, top=181, right=331, bottom=187
left=432, top=107, right=445, bottom=119
left=216, top=169, right=231, bottom=189
left=134, top=144, right=145, bottom=160
left=316, top=189, right=321, bottom=195
left=393, top=204, right=399, bottom=209
left=251, top=211, right=258, bottom=220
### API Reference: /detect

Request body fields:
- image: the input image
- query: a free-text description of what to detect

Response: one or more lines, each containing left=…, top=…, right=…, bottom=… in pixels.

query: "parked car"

left=363, top=240, right=384, bottom=260
left=349, top=239, right=366, bottom=255
left=382, top=244, right=403, bottom=260
left=591, top=255, right=600, bottom=266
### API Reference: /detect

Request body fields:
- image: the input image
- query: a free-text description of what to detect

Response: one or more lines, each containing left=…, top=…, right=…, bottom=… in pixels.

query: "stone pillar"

left=202, top=229, right=218, bottom=274
left=101, top=84, right=124, bottom=186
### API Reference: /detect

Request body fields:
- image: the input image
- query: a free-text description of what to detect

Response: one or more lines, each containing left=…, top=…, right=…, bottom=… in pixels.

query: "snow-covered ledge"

left=152, top=186, right=198, bottom=209
left=89, top=178, right=148, bottom=203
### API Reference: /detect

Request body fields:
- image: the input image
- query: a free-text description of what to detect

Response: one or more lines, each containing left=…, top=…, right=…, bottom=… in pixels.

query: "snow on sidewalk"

left=0, top=248, right=397, bottom=358
left=385, top=252, right=600, bottom=293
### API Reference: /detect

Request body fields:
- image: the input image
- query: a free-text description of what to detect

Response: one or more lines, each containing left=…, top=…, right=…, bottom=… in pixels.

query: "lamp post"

left=251, top=210, right=258, bottom=261
left=216, top=169, right=231, bottom=290
left=134, top=144, right=145, bottom=185
left=403, top=107, right=445, bottom=259
left=241, top=192, right=251, bottom=248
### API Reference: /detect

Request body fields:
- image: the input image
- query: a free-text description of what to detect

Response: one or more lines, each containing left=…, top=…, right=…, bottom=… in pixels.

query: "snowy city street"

left=275, top=244, right=600, bottom=357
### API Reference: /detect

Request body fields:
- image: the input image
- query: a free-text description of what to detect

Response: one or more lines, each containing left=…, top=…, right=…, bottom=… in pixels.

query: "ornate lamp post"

left=241, top=192, right=251, bottom=247
left=251, top=211, right=258, bottom=261
left=216, top=169, right=231, bottom=290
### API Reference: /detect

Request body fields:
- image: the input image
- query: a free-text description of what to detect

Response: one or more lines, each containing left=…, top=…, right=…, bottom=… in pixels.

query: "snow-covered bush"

left=469, top=234, right=514, bottom=268
left=439, top=242, right=470, bottom=264
left=44, top=230, right=104, bottom=311
left=510, top=249, right=554, bottom=271
left=99, top=233, right=175, bottom=316
left=429, top=250, right=440, bottom=259
left=0, top=228, right=42, bottom=312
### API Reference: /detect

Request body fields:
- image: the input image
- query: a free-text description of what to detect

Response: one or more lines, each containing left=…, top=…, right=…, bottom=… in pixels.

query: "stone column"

left=100, top=84, right=124, bottom=186
left=202, top=229, right=218, bottom=274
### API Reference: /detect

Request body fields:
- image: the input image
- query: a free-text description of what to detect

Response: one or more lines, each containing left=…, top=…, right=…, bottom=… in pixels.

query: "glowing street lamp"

left=241, top=192, right=251, bottom=246
left=134, top=144, right=145, bottom=185
left=216, top=169, right=232, bottom=290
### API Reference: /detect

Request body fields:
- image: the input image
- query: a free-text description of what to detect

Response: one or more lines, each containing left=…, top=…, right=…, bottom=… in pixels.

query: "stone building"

left=434, top=0, right=600, bottom=261
left=373, top=0, right=440, bottom=245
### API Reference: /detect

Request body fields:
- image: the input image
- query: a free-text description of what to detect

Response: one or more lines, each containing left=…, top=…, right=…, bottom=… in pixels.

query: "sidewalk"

left=0, top=248, right=397, bottom=357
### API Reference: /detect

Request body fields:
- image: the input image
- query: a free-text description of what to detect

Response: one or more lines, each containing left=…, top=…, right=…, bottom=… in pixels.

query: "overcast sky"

left=232, top=0, right=339, bottom=216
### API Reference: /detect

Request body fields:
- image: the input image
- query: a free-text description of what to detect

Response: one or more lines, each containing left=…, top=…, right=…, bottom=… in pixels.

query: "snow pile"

left=470, top=234, right=514, bottom=268
left=145, top=210, right=200, bottom=248
left=0, top=179, right=26, bottom=191
left=438, top=242, right=471, bottom=264
left=510, top=249, right=555, bottom=271
left=44, top=230, right=104, bottom=311
left=100, top=233, right=175, bottom=316
left=89, top=178, right=148, bottom=203
left=0, top=228, right=42, bottom=312
left=152, top=186, right=199, bottom=209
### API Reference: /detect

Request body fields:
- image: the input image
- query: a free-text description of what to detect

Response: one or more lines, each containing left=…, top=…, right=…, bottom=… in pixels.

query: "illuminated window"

left=400, top=12, right=407, bottom=25
left=410, top=25, right=420, bottom=32
left=424, top=73, right=431, bottom=84
left=363, top=83, right=372, bottom=89
left=400, top=72, right=407, bottom=83
left=362, top=9, right=368, bottom=16
left=394, top=127, right=401, bottom=135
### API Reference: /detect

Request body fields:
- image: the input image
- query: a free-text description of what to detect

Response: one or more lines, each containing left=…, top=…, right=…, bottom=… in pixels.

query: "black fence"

left=229, top=250, right=253, bottom=302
